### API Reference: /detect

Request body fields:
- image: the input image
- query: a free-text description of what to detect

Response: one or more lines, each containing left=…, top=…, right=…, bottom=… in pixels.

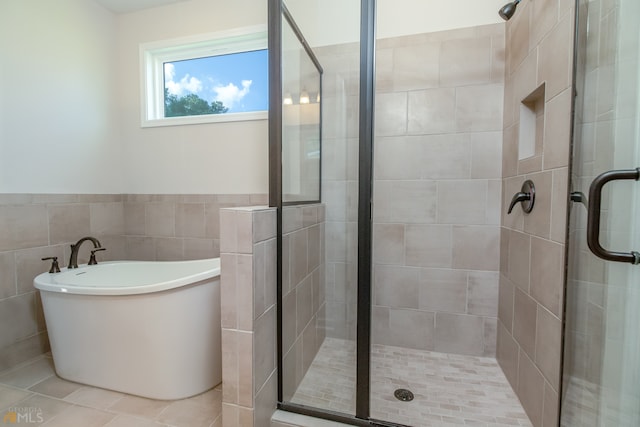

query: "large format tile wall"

left=220, top=206, right=277, bottom=427
left=371, top=23, right=505, bottom=356
left=497, top=0, right=574, bottom=425
left=281, top=204, right=326, bottom=401
left=0, top=193, right=265, bottom=372
left=314, top=44, right=360, bottom=342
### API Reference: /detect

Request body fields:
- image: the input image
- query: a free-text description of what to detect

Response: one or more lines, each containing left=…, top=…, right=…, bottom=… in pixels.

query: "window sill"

left=141, top=110, right=268, bottom=128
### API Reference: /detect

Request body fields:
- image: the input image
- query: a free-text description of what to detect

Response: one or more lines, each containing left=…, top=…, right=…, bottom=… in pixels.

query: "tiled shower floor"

left=0, top=354, right=221, bottom=427
left=291, top=338, right=532, bottom=427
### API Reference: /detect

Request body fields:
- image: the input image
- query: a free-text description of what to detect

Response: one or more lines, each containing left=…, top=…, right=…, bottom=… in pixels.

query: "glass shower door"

left=561, top=0, right=640, bottom=425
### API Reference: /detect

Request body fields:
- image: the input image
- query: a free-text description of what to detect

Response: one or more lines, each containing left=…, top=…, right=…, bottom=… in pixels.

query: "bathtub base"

left=40, top=278, right=221, bottom=400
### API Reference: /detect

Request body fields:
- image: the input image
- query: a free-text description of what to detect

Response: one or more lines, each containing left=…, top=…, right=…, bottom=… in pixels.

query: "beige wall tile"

left=452, top=225, right=500, bottom=270
left=543, top=88, right=572, bottom=169
left=393, top=42, right=440, bottom=91
left=144, top=202, right=175, bottom=237
left=374, top=136, right=422, bottom=180
left=543, top=381, right=559, bottom=427
left=507, top=230, right=531, bottom=291
left=434, top=313, right=484, bottom=356
left=237, top=331, right=253, bottom=408
left=236, top=211, right=253, bottom=254
left=421, top=133, right=472, bottom=179
left=535, top=306, right=562, bottom=391
left=507, top=0, right=531, bottom=72
left=15, top=245, right=65, bottom=294
left=90, top=202, right=124, bottom=236
left=418, top=268, right=467, bottom=313
left=538, top=13, right=571, bottom=100
left=502, top=124, right=519, bottom=178
left=0, top=251, right=16, bottom=298
left=383, top=181, right=437, bottom=224
left=123, top=202, right=145, bottom=235
left=530, top=237, right=563, bottom=316
left=183, top=238, right=218, bottom=260
left=530, top=0, right=559, bottom=47
left=221, top=254, right=237, bottom=330
left=175, top=203, right=205, bottom=238
left=456, top=84, right=504, bottom=132
left=550, top=168, right=569, bottom=243
left=47, top=204, right=91, bottom=245
left=254, top=371, right=277, bottom=427
left=290, top=228, right=309, bottom=286
left=296, top=276, right=313, bottom=336
left=254, top=209, right=277, bottom=242
left=221, top=329, right=238, bottom=405
left=408, top=88, right=456, bottom=134
left=375, top=92, right=407, bottom=136
left=437, top=180, right=488, bottom=225
left=374, top=265, right=420, bottom=309
left=468, top=271, right=499, bottom=316
left=0, top=205, right=49, bottom=251
left=236, top=254, right=254, bottom=332
left=471, top=131, right=503, bottom=179
left=220, top=209, right=237, bottom=253
left=517, top=350, right=544, bottom=427
left=440, top=36, right=492, bottom=87
left=498, top=274, right=515, bottom=333
left=0, top=332, right=49, bottom=373
left=513, top=288, right=537, bottom=358
left=154, top=237, right=184, bottom=261
left=374, top=224, right=405, bottom=265
left=484, top=317, right=498, bottom=356
left=405, top=224, right=451, bottom=268
left=0, top=293, right=39, bottom=349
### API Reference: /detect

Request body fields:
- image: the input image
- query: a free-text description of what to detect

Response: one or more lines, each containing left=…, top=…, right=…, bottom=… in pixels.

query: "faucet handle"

left=89, top=248, right=107, bottom=265
left=41, top=257, right=61, bottom=273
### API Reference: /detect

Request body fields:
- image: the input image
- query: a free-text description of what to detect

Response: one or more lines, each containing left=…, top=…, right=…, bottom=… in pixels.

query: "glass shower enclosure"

left=560, top=0, right=640, bottom=425
left=271, top=0, right=526, bottom=426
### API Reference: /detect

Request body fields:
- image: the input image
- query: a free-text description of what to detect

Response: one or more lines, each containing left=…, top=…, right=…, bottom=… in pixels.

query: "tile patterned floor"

left=292, top=338, right=532, bottom=427
left=0, top=354, right=221, bottom=427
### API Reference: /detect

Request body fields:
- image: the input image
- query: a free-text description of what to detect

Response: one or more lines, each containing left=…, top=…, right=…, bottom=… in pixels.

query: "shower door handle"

left=587, top=168, right=640, bottom=264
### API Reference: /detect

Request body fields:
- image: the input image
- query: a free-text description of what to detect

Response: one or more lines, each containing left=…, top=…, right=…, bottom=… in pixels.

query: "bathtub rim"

left=33, top=258, right=220, bottom=296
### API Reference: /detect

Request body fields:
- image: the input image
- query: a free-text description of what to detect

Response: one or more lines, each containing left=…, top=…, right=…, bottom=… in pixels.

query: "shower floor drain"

left=394, top=388, right=414, bottom=402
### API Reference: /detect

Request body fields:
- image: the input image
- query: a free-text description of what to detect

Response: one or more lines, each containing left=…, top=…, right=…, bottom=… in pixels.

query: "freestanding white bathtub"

left=34, top=258, right=221, bottom=400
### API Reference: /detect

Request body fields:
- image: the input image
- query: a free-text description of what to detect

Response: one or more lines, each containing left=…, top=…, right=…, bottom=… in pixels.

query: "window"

left=140, top=26, right=268, bottom=127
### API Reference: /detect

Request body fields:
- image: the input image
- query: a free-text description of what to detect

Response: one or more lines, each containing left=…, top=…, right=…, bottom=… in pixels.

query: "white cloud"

left=213, top=80, right=252, bottom=109
left=164, top=63, right=203, bottom=96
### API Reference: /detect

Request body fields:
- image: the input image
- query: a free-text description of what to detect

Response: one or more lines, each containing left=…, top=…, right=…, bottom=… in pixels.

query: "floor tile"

left=13, top=394, right=73, bottom=425
left=0, top=357, right=55, bottom=389
left=29, top=376, right=83, bottom=399
left=107, top=395, right=171, bottom=419
left=291, top=338, right=533, bottom=427
left=40, top=404, right=115, bottom=427
left=0, top=384, right=33, bottom=412
left=64, top=386, right=125, bottom=410
left=104, top=414, right=169, bottom=427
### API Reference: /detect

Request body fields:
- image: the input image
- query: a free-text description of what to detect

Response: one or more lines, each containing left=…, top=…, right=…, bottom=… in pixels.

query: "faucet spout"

left=68, top=236, right=102, bottom=269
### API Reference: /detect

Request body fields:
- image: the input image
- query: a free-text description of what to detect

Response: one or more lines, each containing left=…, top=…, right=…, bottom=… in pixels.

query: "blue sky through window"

left=163, top=49, right=268, bottom=113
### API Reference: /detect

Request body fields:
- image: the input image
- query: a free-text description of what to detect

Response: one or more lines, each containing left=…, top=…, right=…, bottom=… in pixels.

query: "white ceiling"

left=94, top=0, right=187, bottom=14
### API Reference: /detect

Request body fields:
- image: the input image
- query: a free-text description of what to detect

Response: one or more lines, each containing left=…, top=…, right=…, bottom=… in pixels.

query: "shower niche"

left=518, top=83, right=546, bottom=171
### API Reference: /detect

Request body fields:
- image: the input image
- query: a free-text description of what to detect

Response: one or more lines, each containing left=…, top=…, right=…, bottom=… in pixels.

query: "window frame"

left=139, top=25, right=268, bottom=128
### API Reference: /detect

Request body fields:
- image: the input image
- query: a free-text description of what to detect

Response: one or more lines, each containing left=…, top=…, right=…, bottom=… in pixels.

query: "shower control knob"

left=507, top=180, right=535, bottom=214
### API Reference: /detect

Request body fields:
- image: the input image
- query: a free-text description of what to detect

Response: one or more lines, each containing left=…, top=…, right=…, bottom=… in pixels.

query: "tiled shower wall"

left=497, top=0, right=574, bottom=425
left=0, top=193, right=266, bottom=372
left=371, top=23, right=505, bottom=357
left=315, top=43, right=360, bottom=341
left=281, top=204, right=326, bottom=401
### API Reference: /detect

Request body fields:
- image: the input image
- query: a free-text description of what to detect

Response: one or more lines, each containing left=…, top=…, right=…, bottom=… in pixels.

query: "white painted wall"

left=116, top=0, right=269, bottom=194
left=0, top=0, right=268, bottom=195
left=285, top=0, right=507, bottom=47
left=0, top=0, right=122, bottom=193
